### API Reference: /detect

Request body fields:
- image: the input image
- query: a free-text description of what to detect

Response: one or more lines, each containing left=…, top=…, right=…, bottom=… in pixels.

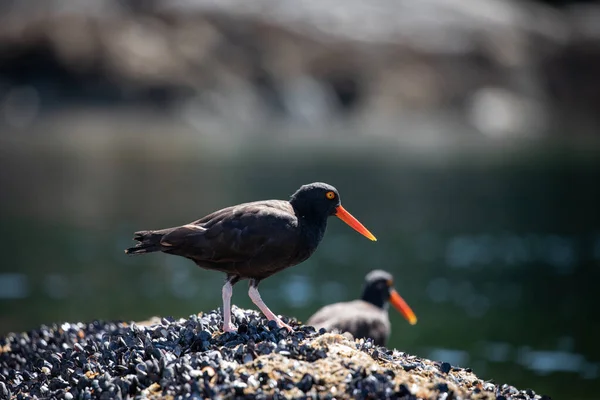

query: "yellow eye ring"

left=326, top=191, right=336, bottom=200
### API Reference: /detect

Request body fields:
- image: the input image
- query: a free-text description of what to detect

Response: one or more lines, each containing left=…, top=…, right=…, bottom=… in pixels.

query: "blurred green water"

left=1, top=138, right=599, bottom=399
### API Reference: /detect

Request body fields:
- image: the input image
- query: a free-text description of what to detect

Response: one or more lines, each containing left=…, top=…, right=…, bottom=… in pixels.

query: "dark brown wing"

left=159, top=200, right=300, bottom=273
left=307, top=300, right=391, bottom=346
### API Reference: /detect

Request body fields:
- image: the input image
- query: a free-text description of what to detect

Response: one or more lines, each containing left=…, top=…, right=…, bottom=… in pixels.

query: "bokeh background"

left=1, top=0, right=600, bottom=398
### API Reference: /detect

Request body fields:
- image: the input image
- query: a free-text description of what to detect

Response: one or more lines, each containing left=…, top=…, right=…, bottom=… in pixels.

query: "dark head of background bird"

left=290, top=182, right=376, bottom=241
left=362, top=269, right=417, bottom=325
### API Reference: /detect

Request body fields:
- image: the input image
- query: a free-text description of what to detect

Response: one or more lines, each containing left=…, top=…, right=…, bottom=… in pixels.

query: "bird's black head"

left=289, top=182, right=341, bottom=219
left=361, top=269, right=418, bottom=325
left=361, top=269, right=394, bottom=309
left=289, top=182, right=377, bottom=241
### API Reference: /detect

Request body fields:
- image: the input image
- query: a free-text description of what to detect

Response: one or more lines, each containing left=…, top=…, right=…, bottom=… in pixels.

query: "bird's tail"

left=124, top=228, right=173, bottom=255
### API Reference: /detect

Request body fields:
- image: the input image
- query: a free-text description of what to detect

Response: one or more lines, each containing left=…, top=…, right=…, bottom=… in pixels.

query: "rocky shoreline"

left=0, top=306, right=550, bottom=399
left=1, top=0, right=599, bottom=138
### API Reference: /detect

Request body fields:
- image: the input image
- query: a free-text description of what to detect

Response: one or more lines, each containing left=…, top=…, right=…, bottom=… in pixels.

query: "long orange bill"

left=334, top=205, right=377, bottom=241
left=389, top=288, right=418, bottom=325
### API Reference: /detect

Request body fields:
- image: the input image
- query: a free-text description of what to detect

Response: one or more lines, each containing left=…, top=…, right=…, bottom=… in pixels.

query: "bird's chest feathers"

left=297, top=215, right=327, bottom=256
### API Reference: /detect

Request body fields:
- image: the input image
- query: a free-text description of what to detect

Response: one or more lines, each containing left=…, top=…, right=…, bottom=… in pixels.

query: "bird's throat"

left=296, top=211, right=328, bottom=255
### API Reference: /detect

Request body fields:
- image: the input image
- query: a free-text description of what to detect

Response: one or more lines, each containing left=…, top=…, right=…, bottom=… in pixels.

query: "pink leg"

left=248, top=285, right=293, bottom=332
left=222, top=280, right=237, bottom=333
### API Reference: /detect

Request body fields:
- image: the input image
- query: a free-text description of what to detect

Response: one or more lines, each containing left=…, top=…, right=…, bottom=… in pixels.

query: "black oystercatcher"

left=306, top=270, right=417, bottom=346
left=125, top=182, right=376, bottom=332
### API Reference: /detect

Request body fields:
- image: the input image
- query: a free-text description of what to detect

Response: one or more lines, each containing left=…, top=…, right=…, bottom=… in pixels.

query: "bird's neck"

left=294, top=207, right=328, bottom=250
left=361, top=287, right=387, bottom=310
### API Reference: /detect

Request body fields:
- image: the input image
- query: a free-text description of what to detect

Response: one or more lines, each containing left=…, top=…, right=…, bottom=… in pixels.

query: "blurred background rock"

left=0, top=0, right=599, bottom=398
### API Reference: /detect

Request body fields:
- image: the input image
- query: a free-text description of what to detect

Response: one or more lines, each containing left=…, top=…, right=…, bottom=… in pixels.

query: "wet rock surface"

left=0, top=306, right=551, bottom=399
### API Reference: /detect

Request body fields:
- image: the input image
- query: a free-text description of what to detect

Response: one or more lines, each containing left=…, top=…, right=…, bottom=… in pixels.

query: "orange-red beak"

left=334, top=205, right=377, bottom=241
left=389, top=288, right=417, bottom=325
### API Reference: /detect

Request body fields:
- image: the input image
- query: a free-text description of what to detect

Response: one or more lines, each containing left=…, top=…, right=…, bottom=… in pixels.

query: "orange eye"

left=387, top=279, right=394, bottom=287
left=326, top=191, right=336, bottom=200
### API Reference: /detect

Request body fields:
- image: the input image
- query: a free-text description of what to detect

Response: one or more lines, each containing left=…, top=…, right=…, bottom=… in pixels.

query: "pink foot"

left=272, top=318, right=294, bottom=332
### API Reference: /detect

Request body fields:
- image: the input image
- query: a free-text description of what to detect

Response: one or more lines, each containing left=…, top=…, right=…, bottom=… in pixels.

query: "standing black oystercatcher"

left=125, top=182, right=376, bottom=332
left=306, top=270, right=417, bottom=346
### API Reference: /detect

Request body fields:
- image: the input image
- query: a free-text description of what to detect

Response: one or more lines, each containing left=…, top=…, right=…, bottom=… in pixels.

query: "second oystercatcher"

left=306, top=269, right=417, bottom=346
left=125, top=182, right=376, bottom=332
